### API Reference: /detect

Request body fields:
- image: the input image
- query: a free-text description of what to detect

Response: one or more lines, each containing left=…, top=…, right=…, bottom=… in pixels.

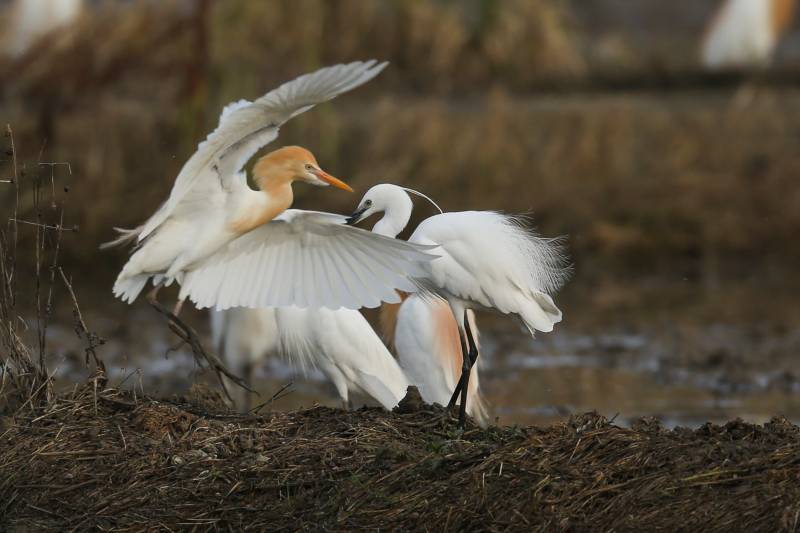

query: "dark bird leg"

left=448, top=311, right=480, bottom=428
left=145, top=281, right=165, bottom=305
left=463, top=311, right=480, bottom=370
left=447, top=331, right=469, bottom=409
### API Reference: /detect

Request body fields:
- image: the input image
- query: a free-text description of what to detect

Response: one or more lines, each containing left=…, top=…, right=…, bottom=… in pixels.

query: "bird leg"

left=447, top=331, right=470, bottom=410
left=458, top=337, right=470, bottom=428
left=172, top=297, right=186, bottom=317
left=463, top=311, right=480, bottom=368
left=447, top=311, right=480, bottom=428
left=145, top=281, right=165, bottom=305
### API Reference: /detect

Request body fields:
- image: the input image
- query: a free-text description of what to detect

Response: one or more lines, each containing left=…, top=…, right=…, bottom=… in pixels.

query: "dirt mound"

left=1, top=384, right=799, bottom=531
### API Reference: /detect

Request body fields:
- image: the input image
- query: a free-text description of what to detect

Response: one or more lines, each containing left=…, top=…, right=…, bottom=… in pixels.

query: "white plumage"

left=180, top=210, right=432, bottom=311
left=393, top=295, right=489, bottom=426
left=3, top=0, right=83, bottom=58
left=701, top=0, right=795, bottom=69
left=137, top=61, right=387, bottom=242
left=211, top=306, right=410, bottom=411
left=348, top=183, right=568, bottom=425
left=350, top=184, right=566, bottom=333
left=410, top=210, right=564, bottom=336
left=108, top=61, right=436, bottom=312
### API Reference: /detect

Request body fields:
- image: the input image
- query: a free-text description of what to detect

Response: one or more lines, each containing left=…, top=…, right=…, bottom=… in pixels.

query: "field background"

left=2, top=0, right=800, bottom=427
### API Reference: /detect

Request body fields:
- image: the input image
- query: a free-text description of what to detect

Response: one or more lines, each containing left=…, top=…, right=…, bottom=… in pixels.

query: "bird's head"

left=346, top=183, right=412, bottom=227
left=253, top=146, right=352, bottom=192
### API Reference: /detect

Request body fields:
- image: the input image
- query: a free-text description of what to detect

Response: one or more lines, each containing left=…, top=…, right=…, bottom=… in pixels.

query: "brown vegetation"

left=1, top=385, right=799, bottom=531
left=1, top=0, right=797, bottom=283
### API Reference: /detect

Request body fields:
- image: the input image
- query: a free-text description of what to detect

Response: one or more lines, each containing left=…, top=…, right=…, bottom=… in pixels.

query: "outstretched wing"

left=138, top=60, right=388, bottom=241
left=179, top=210, right=437, bottom=311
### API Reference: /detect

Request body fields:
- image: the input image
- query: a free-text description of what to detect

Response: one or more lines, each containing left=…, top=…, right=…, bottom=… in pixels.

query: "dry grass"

left=6, top=87, right=800, bottom=283
left=1, top=384, right=799, bottom=531
left=0, top=125, right=54, bottom=414
left=1, top=0, right=797, bottom=281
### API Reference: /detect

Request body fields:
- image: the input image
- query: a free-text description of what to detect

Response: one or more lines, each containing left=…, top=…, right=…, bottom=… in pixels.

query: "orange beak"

left=313, top=169, right=353, bottom=192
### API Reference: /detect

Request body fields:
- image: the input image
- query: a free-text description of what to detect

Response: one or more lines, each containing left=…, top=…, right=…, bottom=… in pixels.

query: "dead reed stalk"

left=0, top=125, right=101, bottom=414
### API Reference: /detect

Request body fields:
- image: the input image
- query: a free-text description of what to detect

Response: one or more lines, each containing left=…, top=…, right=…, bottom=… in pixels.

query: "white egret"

left=3, top=0, right=83, bottom=58
left=211, top=306, right=409, bottom=411
left=382, top=294, right=489, bottom=426
left=701, top=0, right=795, bottom=69
left=106, top=61, right=434, bottom=314
left=347, top=184, right=568, bottom=426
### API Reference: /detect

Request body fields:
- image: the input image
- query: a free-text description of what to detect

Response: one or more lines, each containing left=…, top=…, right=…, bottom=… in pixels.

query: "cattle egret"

left=347, top=184, right=568, bottom=426
left=701, top=0, right=796, bottom=69
left=106, top=61, right=435, bottom=314
left=382, top=294, right=489, bottom=426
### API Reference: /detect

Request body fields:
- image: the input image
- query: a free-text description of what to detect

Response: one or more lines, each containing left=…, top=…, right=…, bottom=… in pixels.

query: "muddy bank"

left=2, top=384, right=799, bottom=531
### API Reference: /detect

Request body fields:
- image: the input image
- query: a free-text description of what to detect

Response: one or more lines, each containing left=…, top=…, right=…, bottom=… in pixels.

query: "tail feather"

left=468, top=387, right=490, bottom=427
left=521, top=291, right=562, bottom=335
left=354, top=370, right=407, bottom=410
left=100, top=226, right=143, bottom=250
left=112, top=274, right=149, bottom=303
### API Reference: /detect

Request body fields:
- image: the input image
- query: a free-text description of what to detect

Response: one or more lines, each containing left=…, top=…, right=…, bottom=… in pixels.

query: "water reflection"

left=34, top=280, right=800, bottom=429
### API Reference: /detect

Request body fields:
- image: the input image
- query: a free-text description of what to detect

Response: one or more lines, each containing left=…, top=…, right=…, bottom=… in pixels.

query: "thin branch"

left=58, top=268, right=105, bottom=369
left=149, top=301, right=255, bottom=402
left=250, top=382, right=294, bottom=414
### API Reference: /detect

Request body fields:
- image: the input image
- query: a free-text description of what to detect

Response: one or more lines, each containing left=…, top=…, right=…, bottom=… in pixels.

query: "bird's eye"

left=365, top=199, right=373, bottom=207
left=305, top=164, right=314, bottom=171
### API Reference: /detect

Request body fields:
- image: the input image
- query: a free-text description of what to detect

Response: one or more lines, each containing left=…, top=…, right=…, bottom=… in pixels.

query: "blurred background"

left=2, top=0, right=800, bottom=427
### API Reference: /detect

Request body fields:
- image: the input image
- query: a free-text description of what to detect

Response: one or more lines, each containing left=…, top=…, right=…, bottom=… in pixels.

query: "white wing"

left=138, top=60, right=388, bottom=241
left=701, top=0, right=774, bottom=69
left=179, top=210, right=436, bottom=311
left=411, top=211, right=568, bottom=333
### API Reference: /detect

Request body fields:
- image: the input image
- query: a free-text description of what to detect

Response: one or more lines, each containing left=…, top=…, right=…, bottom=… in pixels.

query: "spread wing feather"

left=138, top=60, right=388, bottom=241
left=178, top=210, right=436, bottom=311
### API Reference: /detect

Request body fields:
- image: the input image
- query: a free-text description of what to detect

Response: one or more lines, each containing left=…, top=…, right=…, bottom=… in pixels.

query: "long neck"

left=372, top=198, right=412, bottom=238
left=229, top=172, right=294, bottom=234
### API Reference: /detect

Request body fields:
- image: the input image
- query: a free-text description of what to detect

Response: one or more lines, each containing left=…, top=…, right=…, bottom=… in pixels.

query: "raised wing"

left=410, top=211, right=568, bottom=332
left=178, top=210, right=437, bottom=311
left=138, top=60, right=388, bottom=241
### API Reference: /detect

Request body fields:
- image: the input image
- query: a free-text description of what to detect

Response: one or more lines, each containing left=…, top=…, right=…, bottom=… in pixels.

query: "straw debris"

left=1, top=385, right=799, bottom=531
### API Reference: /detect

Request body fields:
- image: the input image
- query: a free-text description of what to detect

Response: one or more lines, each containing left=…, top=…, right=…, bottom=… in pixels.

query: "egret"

left=347, top=184, right=568, bottom=427
left=211, top=306, right=409, bottom=411
left=105, top=61, right=434, bottom=314
left=3, top=0, right=83, bottom=58
left=382, top=294, right=489, bottom=426
left=701, top=0, right=795, bottom=69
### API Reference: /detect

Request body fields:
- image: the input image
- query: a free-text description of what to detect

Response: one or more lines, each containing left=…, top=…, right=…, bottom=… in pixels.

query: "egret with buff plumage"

left=104, top=61, right=436, bottom=315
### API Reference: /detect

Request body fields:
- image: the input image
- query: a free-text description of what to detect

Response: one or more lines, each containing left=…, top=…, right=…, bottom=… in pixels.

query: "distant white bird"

left=211, top=306, right=409, bottom=411
left=2, top=0, right=83, bottom=58
left=347, top=184, right=568, bottom=426
left=105, top=61, right=434, bottom=314
left=701, top=0, right=796, bottom=69
left=382, top=294, right=489, bottom=426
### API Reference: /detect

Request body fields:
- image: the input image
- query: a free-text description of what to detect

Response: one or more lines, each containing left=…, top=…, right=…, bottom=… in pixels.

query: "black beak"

left=345, top=206, right=368, bottom=226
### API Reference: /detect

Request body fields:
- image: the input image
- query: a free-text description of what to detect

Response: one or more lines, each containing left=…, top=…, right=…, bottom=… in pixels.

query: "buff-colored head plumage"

left=252, top=146, right=352, bottom=192
left=253, top=146, right=318, bottom=180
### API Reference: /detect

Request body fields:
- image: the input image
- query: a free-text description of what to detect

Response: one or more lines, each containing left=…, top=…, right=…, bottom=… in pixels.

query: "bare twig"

left=58, top=268, right=105, bottom=369
left=9, top=219, right=79, bottom=232
left=249, top=382, right=294, bottom=414
left=149, top=301, right=255, bottom=402
left=0, top=125, right=52, bottom=412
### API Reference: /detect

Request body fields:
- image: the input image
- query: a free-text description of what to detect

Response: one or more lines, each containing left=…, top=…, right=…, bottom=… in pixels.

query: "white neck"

left=372, top=190, right=413, bottom=238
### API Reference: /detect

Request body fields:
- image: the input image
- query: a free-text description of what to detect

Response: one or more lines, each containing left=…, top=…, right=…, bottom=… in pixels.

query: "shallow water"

left=482, top=321, right=800, bottom=428
left=29, top=278, right=800, bottom=429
